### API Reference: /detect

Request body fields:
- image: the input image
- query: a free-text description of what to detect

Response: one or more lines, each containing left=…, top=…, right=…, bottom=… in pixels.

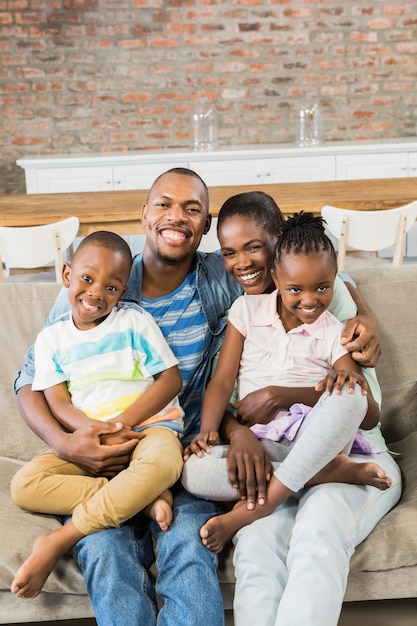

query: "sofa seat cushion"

left=0, top=456, right=87, bottom=595
left=349, top=432, right=417, bottom=573
left=0, top=282, right=62, bottom=463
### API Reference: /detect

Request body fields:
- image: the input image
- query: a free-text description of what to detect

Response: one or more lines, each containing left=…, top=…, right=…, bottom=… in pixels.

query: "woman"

left=205, top=192, right=401, bottom=626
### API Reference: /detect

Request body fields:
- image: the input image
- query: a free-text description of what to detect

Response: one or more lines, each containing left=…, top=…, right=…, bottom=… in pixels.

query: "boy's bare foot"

left=11, top=532, right=67, bottom=599
left=310, top=455, right=391, bottom=490
left=145, top=489, right=173, bottom=532
left=11, top=520, right=84, bottom=599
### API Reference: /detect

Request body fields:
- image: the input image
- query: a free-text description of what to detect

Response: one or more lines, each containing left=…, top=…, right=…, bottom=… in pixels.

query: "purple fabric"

left=350, top=431, right=381, bottom=455
left=250, top=403, right=311, bottom=442
left=250, top=403, right=380, bottom=455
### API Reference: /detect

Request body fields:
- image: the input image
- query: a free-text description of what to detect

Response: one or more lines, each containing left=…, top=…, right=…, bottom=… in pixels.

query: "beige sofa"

left=1, top=264, right=417, bottom=623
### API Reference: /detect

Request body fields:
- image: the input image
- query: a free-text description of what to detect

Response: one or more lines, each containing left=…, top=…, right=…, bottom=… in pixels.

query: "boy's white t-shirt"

left=32, top=302, right=184, bottom=432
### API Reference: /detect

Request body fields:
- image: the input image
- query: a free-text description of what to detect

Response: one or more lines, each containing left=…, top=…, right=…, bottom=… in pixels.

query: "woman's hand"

left=183, top=430, right=220, bottom=461
left=227, top=425, right=273, bottom=509
left=233, top=386, right=282, bottom=428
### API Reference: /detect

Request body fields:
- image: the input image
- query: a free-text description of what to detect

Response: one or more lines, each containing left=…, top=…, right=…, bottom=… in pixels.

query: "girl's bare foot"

left=346, top=460, right=391, bottom=489
left=145, top=489, right=173, bottom=532
left=200, top=499, right=259, bottom=554
left=201, top=475, right=294, bottom=554
left=11, top=532, right=67, bottom=599
left=310, top=455, right=391, bottom=490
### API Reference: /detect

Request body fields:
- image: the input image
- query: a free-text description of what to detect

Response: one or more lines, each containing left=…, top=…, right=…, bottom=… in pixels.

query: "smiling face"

left=218, top=214, right=278, bottom=294
left=62, top=243, right=131, bottom=331
left=271, top=250, right=336, bottom=331
left=141, top=172, right=211, bottom=265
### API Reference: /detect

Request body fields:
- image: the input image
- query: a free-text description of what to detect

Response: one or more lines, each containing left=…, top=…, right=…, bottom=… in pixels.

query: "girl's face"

left=218, top=215, right=277, bottom=295
left=271, top=250, right=336, bottom=331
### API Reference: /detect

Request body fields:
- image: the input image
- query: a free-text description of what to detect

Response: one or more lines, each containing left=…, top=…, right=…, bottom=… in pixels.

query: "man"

left=15, top=168, right=382, bottom=625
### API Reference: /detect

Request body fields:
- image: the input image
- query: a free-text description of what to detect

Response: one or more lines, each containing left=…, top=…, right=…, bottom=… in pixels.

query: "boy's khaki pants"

left=11, top=426, right=183, bottom=536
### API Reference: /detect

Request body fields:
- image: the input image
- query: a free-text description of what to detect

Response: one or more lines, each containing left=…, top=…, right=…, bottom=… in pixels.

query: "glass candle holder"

left=298, top=101, right=322, bottom=147
left=190, top=102, right=218, bottom=151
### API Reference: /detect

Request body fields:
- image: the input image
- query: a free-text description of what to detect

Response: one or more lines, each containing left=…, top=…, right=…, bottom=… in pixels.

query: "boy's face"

left=141, top=172, right=211, bottom=265
left=218, top=215, right=277, bottom=295
left=62, top=243, right=131, bottom=330
left=271, top=251, right=336, bottom=329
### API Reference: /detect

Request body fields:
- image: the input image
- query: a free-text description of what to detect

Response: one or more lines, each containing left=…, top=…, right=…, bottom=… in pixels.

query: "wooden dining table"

left=1, top=177, right=416, bottom=236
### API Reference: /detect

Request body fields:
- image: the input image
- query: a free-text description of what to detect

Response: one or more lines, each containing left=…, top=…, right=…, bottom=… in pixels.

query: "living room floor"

left=227, top=600, right=417, bottom=625
left=337, top=600, right=417, bottom=625
left=8, top=600, right=417, bottom=626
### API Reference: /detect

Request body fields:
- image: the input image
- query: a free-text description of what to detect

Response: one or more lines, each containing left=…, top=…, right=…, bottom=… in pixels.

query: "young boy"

left=11, top=231, right=184, bottom=599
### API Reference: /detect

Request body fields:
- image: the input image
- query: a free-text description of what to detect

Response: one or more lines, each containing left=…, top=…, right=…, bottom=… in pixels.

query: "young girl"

left=182, top=211, right=391, bottom=554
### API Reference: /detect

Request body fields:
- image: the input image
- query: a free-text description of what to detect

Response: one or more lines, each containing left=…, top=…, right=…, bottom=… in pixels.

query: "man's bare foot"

left=145, top=489, right=173, bottom=532
left=310, top=454, right=391, bottom=490
left=11, top=532, right=67, bottom=599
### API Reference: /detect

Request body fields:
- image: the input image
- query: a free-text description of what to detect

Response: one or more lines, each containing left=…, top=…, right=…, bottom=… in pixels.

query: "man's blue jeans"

left=70, top=489, right=226, bottom=626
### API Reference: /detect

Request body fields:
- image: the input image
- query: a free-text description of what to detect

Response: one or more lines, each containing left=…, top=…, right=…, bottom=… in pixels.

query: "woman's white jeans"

left=232, top=450, right=401, bottom=626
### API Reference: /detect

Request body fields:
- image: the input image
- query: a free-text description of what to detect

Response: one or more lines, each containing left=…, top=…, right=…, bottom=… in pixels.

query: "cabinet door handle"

left=105, top=179, right=112, bottom=185
left=115, top=179, right=122, bottom=185
left=255, top=172, right=272, bottom=178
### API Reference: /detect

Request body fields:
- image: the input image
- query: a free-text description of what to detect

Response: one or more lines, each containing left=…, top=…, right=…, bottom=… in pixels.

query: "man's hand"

left=341, top=315, right=381, bottom=367
left=62, top=422, right=141, bottom=478
left=16, top=387, right=140, bottom=478
left=101, top=422, right=144, bottom=446
left=342, top=282, right=381, bottom=367
left=227, top=425, right=273, bottom=510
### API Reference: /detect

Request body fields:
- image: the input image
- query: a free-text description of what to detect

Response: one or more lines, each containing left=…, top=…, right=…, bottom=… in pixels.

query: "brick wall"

left=1, top=0, right=417, bottom=194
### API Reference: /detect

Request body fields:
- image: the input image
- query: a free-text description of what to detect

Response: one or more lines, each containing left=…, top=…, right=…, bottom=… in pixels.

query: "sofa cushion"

left=348, top=265, right=417, bottom=443
left=0, top=282, right=62, bottom=461
left=350, top=432, right=417, bottom=573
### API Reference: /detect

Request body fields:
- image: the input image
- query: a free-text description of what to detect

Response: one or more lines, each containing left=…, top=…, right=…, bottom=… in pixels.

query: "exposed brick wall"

left=1, top=0, right=417, bottom=194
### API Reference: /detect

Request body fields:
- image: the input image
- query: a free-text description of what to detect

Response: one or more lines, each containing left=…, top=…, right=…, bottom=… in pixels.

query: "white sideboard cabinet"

left=21, top=157, right=189, bottom=194
left=193, top=155, right=335, bottom=186
left=17, top=147, right=337, bottom=193
left=17, top=138, right=417, bottom=194
left=335, top=151, right=417, bottom=180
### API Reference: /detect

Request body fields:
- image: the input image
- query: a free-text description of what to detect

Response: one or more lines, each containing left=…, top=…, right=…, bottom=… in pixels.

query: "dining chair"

left=321, top=201, right=417, bottom=270
left=0, top=216, right=80, bottom=283
left=198, top=217, right=220, bottom=252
